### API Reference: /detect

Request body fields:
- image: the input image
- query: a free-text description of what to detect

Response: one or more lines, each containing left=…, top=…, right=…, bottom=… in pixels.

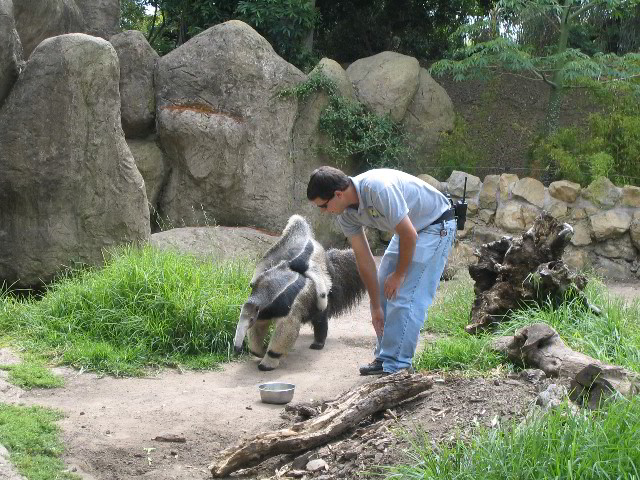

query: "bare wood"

left=209, top=372, right=433, bottom=477
left=467, top=212, right=597, bottom=333
left=493, top=323, right=639, bottom=408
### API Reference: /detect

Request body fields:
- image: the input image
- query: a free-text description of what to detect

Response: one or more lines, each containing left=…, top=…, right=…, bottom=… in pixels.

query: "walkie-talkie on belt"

left=453, top=177, right=468, bottom=231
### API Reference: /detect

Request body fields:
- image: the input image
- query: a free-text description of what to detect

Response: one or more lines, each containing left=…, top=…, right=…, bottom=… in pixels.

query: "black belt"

left=429, top=208, right=455, bottom=226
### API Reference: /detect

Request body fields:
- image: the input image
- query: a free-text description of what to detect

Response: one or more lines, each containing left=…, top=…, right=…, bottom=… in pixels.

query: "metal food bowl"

left=258, top=382, right=295, bottom=404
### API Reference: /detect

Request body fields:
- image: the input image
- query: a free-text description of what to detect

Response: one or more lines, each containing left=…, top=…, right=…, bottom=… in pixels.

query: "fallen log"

left=467, top=212, right=598, bottom=333
left=493, top=323, right=639, bottom=408
left=209, top=371, right=433, bottom=477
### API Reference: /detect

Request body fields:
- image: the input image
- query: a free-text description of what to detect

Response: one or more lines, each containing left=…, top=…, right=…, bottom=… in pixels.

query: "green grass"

left=0, top=404, right=79, bottom=480
left=383, top=395, right=640, bottom=479
left=415, top=273, right=640, bottom=374
left=0, top=363, right=64, bottom=389
left=0, top=246, right=253, bottom=376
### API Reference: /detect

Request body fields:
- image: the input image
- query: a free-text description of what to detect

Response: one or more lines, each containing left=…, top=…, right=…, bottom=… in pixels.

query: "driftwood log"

left=209, top=372, right=433, bottom=477
left=493, top=323, right=639, bottom=408
left=467, top=212, right=598, bottom=333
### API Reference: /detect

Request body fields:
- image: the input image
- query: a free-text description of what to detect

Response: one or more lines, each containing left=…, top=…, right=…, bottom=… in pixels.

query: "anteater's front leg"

left=258, top=316, right=302, bottom=371
left=247, top=319, right=270, bottom=358
left=310, top=310, right=329, bottom=350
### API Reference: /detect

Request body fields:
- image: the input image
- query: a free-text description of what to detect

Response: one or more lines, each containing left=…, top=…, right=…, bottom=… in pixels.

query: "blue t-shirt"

left=337, top=169, right=451, bottom=237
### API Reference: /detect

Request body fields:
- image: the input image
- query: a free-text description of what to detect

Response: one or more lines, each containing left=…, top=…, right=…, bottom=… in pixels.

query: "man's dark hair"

left=307, top=166, right=351, bottom=201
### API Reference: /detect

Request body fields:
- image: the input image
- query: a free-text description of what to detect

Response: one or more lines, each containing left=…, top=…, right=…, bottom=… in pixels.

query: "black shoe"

left=359, top=359, right=384, bottom=376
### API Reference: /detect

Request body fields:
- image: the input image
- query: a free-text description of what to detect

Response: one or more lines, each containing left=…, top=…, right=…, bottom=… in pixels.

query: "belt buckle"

left=440, top=228, right=447, bottom=237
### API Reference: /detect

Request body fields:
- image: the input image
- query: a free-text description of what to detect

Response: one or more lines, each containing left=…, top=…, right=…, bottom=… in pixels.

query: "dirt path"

left=5, top=299, right=377, bottom=480
left=1, top=280, right=638, bottom=480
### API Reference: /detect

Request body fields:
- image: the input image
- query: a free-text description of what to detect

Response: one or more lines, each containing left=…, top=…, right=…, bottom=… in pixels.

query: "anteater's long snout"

left=233, top=303, right=258, bottom=354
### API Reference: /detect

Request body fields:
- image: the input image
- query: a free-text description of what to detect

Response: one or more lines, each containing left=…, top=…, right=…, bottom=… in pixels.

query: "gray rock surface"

left=155, top=20, right=306, bottom=233
left=0, top=0, right=23, bottom=107
left=150, top=226, right=276, bottom=262
left=110, top=30, right=159, bottom=138
left=403, top=68, right=454, bottom=156
left=13, top=0, right=83, bottom=58
left=127, top=136, right=167, bottom=208
left=0, top=34, right=150, bottom=288
left=74, top=0, right=119, bottom=38
left=346, top=51, right=420, bottom=122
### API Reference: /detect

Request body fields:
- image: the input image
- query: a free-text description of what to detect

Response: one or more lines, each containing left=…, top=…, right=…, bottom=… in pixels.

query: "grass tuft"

left=0, top=246, right=253, bottom=376
left=383, top=395, right=640, bottom=479
left=0, top=363, right=64, bottom=389
left=416, top=273, right=640, bottom=374
left=0, top=404, right=78, bottom=479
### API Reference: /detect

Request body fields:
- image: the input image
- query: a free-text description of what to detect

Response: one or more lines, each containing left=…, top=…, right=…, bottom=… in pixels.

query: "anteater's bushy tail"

left=325, top=248, right=365, bottom=318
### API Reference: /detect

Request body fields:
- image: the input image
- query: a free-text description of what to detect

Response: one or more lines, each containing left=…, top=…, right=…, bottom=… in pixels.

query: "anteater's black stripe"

left=267, top=350, right=282, bottom=358
left=289, top=240, right=313, bottom=274
left=258, top=275, right=306, bottom=320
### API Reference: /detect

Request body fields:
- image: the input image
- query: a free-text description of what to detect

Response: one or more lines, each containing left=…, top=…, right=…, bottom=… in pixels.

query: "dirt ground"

left=0, top=280, right=637, bottom=480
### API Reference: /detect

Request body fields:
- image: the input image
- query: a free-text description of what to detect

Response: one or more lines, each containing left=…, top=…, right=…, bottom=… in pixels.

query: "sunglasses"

left=318, top=196, right=333, bottom=209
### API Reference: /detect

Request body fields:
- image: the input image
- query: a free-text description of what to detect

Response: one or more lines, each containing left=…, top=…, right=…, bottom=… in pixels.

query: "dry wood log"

left=209, top=371, right=432, bottom=477
left=493, top=323, right=639, bottom=408
left=467, top=212, right=598, bottom=333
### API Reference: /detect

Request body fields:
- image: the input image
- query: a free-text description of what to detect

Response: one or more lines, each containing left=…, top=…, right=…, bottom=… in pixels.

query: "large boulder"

left=150, top=226, right=277, bottom=263
left=0, top=0, right=23, bottom=106
left=289, top=58, right=356, bottom=245
left=127, top=136, right=167, bottom=208
left=346, top=51, right=420, bottom=122
left=0, top=34, right=150, bottom=288
left=402, top=68, right=454, bottom=156
left=313, top=57, right=355, bottom=100
left=74, top=0, right=119, bottom=38
left=110, top=30, right=158, bottom=138
left=155, top=20, right=306, bottom=232
left=13, top=0, right=83, bottom=58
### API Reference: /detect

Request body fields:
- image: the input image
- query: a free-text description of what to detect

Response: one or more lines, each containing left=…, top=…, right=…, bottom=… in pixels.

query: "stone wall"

left=420, top=171, right=640, bottom=280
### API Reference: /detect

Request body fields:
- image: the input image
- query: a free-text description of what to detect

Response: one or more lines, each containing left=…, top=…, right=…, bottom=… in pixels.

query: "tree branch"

left=569, top=0, right=601, bottom=21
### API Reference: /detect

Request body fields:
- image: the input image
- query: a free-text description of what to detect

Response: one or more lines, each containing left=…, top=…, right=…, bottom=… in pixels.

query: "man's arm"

left=349, top=230, right=384, bottom=336
left=384, top=215, right=417, bottom=299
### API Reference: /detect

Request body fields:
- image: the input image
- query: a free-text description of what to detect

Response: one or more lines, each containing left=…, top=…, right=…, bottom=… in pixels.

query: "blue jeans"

left=374, top=219, right=456, bottom=373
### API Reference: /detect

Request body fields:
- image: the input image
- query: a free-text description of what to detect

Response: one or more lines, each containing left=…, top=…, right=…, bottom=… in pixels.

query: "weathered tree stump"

left=208, top=372, right=432, bottom=477
left=467, top=212, right=597, bottom=333
left=493, top=323, right=639, bottom=408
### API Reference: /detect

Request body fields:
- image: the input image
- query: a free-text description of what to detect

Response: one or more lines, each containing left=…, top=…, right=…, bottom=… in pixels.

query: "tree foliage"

left=314, top=0, right=494, bottom=62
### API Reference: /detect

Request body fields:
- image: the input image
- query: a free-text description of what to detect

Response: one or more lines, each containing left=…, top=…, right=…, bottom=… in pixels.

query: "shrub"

left=533, top=110, right=640, bottom=187
left=280, top=72, right=413, bottom=171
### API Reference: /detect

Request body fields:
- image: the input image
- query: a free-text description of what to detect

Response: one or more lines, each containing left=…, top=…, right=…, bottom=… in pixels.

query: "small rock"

left=519, top=369, right=546, bottom=384
left=306, top=458, right=328, bottom=472
left=342, top=450, right=358, bottom=461
left=493, top=379, right=500, bottom=386
left=292, top=452, right=314, bottom=470
left=245, top=406, right=252, bottom=410
left=536, top=383, right=568, bottom=410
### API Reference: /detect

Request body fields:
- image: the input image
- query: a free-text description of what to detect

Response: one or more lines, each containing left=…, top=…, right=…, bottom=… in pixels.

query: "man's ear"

left=334, top=190, right=343, bottom=199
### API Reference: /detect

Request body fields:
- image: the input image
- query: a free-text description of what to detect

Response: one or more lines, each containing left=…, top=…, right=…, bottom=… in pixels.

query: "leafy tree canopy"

left=430, top=0, right=640, bottom=134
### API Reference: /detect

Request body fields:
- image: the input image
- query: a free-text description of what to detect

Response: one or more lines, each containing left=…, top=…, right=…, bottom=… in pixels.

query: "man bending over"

left=307, top=166, right=456, bottom=375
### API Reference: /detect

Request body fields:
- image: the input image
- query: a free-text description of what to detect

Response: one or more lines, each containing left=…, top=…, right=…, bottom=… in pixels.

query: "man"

left=307, top=166, right=456, bottom=375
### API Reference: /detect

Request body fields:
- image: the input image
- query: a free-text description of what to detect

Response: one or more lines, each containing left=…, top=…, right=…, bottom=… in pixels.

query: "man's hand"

left=370, top=303, right=384, bottom=337
left=384, top=271, right=406, bottom=300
